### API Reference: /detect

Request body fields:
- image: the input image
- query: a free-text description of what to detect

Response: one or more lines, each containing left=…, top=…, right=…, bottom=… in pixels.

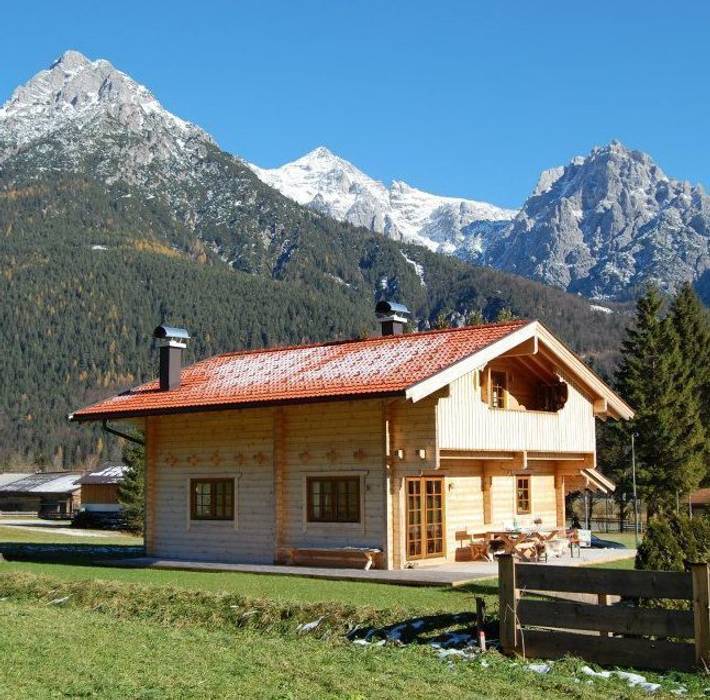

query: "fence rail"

left=498, top=555, right=709, bottom=672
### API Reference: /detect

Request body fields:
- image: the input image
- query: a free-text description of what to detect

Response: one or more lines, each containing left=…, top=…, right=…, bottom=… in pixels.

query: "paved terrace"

left=111, top=547, right=635, bottom=587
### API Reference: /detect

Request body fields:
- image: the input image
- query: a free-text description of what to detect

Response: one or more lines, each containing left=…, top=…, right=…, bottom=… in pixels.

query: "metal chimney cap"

left=153, top=325, right=191, bottom=341
left=375, top=301, right=410, bottom=318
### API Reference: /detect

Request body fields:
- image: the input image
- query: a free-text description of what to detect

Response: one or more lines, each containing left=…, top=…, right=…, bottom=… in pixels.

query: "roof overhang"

left=68, top=390, right=405, bottom=423
left=404, top=320, right=634, bottom=420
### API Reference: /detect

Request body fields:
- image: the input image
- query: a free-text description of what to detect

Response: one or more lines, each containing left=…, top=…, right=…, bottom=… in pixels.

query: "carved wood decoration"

left=187, top=454, right=201, bottom=467
left=299, top=450, right=311, bottom=463
left=353, top=448, right=367, bottom=461
left=164, top=453, right=178, bottom=468
left=234, top=452, right=245, bottom=466
left=209, top=450, right=222, bottom=467
left=325, top=449, right=338, bottom=463
left=253, top=452, right=267, bottom=465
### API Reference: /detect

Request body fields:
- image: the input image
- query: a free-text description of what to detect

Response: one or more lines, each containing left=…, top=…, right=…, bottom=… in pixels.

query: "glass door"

left=406, top=477, right=445, bottom=559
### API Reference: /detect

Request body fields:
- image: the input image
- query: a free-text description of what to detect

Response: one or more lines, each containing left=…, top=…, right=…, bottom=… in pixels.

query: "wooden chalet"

left=70, top=306, right=633, bottom=569
left=77, top=463, right=128, bottom=514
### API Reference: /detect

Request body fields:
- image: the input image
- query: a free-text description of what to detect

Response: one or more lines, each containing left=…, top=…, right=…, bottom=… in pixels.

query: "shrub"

left=636, top=512, right=710, bottom=572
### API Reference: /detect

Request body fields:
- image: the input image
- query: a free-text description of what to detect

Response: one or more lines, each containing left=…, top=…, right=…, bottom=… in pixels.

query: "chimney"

left=153, top=325, right=190, bottom=390
left=375, top=301, right=410, bottom=336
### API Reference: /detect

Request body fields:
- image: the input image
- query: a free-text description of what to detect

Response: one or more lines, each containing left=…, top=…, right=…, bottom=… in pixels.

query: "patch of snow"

left=579, top=666, right=660, bottom=694
left=589, top=304, right=613, bottom=314
left=91, top=244, right=109, bottom=251
left=527, top=662, right=552, bottom=674
left=296, top=617, right=323, bottom=634
left=400, top=251, right=426, bottom=287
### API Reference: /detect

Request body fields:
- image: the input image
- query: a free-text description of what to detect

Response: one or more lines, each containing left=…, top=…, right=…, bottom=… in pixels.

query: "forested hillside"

left=0, top=172, right=628, bottom=466
left=0, top=51, right=633, bottom=467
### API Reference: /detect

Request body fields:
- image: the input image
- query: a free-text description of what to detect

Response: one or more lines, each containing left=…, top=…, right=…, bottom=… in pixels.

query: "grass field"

left=0, top=524, right=142, bottom=546
left=0, top=572, right=701, bottom=699
left=0, top=525, right=702, bottom=698
left=3, top=598, right=690, bottom=700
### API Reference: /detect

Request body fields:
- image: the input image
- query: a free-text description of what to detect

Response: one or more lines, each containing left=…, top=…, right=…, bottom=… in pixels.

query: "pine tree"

left=466, top=309, right=485, bottom=326
left=614, top=286, right=705, bottom=514
left=496, top=307, right=517, bottom=322
left=118, top=439, right=145, bottom=533
left=669, top=283, right=710, bottom=485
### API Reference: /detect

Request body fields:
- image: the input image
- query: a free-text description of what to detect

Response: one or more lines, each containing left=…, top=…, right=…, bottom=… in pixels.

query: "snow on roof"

left=70, top=321, right=530, bottom=420
left=0, top=473, right=28, bottom=488
left=0, top=472, right=82, bottom=494
left=78, top=464, right=128, bottom=485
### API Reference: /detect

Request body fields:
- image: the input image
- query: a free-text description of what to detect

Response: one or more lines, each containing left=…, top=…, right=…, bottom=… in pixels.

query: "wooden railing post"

left=691, top=562, right=710, bottom=667
left=498, top=554, right=517, bottom=654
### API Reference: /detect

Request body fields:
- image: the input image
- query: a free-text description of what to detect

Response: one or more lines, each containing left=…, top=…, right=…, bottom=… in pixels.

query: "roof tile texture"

left=72, top=321, right=528, bottom=420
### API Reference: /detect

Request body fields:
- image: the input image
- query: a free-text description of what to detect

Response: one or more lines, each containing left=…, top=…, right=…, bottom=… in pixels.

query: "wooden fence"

left=498, top=555, right=709, bottom=672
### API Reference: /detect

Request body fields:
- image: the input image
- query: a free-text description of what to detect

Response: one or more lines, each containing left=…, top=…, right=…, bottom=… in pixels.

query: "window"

left=307, top=476, right=360, bottom=523
left=190, top=478, right=234, bottom=521
left=490, top=370, right=508, bottom=408
left=516, top=476, right=531, bottom=514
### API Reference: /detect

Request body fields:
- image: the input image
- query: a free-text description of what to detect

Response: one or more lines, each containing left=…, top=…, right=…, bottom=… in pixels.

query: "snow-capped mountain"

left=1, top=52, right=707, bottom=301
left=249, top=147, right=517, bottom=256
left=486, top=141, right=710, bottom=299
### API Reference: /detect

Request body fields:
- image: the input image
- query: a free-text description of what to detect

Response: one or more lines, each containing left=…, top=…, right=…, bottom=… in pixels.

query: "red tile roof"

left=70, top=320, right=530, bottom=421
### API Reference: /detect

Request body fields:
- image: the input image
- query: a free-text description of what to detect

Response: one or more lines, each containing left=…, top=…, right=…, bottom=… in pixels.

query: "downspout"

left=102, top=420, right=145, bottom=445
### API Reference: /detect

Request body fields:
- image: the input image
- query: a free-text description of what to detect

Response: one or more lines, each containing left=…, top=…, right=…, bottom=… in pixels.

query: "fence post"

left=691, top=562, right=710, bottom=667
left=498, top=554, right=517, bottom=654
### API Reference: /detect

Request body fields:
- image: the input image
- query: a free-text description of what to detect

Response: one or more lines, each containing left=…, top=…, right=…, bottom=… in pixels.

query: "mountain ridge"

left=248, top=145, right=516, bottom=255
left=0, top=51, right=630, bottom=465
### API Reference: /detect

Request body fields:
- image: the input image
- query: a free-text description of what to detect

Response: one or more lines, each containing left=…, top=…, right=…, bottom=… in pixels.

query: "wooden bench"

left=278, top=547, right=381, bottom=570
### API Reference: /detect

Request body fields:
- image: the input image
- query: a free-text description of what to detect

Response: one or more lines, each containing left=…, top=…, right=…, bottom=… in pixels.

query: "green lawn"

left=0, top=524, right=142, bottom=547
left=0, top=524, right=700, bottom=698
left=1, top=559, right=494, bottom=614
left=0, top=598, right=697, bottom=699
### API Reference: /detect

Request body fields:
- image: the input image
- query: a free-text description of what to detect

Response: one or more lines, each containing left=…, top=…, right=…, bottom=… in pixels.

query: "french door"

left=406, top=477, right=445, bottom=559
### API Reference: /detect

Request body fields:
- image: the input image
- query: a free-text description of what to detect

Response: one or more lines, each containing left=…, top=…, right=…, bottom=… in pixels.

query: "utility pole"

left=631, top=433, right=640, bottom=547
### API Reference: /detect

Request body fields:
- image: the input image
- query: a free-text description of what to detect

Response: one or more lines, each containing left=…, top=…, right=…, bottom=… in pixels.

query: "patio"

left=110, top=546, right=635, bottom=587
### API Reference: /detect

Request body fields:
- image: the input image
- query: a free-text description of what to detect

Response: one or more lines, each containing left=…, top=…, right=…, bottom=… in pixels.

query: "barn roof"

left=0, top=472, right=82, bottom=495
left=69, top=319, right=633, bottom=422
left=0, top=473, right=28, bottom=488
left=78, top=463, right=128, bottom=485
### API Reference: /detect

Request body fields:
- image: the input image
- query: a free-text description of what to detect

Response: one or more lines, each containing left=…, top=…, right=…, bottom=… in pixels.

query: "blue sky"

left=2, top=1, right=708, bottom=207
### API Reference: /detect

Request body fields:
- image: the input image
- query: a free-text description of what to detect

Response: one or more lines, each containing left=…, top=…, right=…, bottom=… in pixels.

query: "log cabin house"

left=70, top=305, right=633, bottom=569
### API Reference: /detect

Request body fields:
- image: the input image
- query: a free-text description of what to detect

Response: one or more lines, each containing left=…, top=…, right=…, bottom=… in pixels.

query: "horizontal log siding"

left=438, top=370, right=596, bottom=453
left=152, top=409, right=275, bottom=564
left=389, top=397, right=440, bottom=565
left=282, top=399, right=385, bottom=550
left=440, top=463, right=483, bottom=560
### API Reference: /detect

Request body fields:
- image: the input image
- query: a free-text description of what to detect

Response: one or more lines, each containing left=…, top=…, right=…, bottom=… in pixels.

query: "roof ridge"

left=212, top=319, right=531, bottom=361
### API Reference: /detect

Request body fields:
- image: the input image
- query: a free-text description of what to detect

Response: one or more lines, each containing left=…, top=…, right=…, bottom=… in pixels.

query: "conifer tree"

left=614, top=286, right=705, bottom=513
left=118, top=438, right=145, bottom=533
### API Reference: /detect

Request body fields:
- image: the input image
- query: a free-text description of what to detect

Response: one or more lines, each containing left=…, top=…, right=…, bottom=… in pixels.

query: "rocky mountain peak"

left=0, top=50, right=209, bottom=151
left=487, top=141, right=709, bottom=299
left=249, top=150, right=517, bottom=254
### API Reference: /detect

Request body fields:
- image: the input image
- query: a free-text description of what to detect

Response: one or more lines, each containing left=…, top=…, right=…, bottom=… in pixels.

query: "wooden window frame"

left=516, top=475, right=531, bottom=515
left=405, top=476, right=446, bottom=561
left=306, top=476, right=361, bottom=524
left=190, top=478, right=235, bottom=521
